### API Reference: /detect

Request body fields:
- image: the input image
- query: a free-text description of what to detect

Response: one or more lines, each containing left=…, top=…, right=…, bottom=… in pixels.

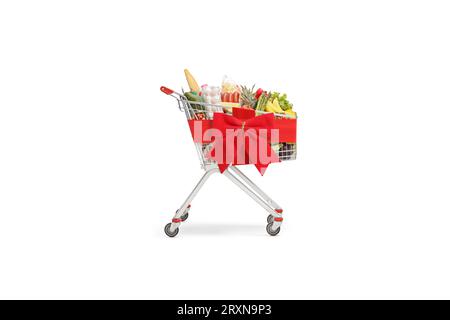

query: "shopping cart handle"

left=160, top=86, right=174, bottom=95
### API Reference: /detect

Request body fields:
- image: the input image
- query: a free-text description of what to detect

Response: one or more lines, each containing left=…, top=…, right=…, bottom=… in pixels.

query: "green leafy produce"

left=256, top=91, right=270, bottom=111
left=184, top=91, right=205, bottom=111
left=270, top=92, right=293, bottom=111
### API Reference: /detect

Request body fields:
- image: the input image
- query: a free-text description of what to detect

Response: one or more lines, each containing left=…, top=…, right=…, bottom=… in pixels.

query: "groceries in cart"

left=160, top=70, right=298, bottom=237
left=182, top=69, right=297, bottom=118
left=181, top=69, right=297, bottom=162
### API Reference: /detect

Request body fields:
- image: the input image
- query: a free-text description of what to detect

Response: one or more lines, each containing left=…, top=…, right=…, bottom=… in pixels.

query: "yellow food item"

left=221, top=102, right=240, bottom=113
left=265, top=100, right=276, bottom=113
left=265, top=100, right=284, bottom=114
left=184, top=69, right=200, bottom=92
left=284, top=109, right=297, bottom=117
left=221, top=102, right=240, bottom=108
left=272, top=98, right=284, bottom=113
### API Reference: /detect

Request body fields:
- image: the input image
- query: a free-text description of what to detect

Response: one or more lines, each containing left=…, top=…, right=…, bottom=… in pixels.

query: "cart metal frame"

left=160, top=86, right=294, bottom=237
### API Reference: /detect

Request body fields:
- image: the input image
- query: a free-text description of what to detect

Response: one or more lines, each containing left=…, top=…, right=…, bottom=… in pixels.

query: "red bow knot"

left=207, top=110, right=280, bottom=175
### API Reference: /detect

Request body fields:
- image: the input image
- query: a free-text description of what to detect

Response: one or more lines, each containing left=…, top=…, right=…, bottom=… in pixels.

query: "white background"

left=1, top=0, right=449, bottom=299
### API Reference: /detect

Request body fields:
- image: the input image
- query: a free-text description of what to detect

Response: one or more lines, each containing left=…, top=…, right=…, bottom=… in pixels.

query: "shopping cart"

left=160, top=86, right=297, bottom=237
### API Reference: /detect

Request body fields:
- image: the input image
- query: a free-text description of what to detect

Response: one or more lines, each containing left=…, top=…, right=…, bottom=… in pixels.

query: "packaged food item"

left=201, top=85, right=222, bottom=118
left=221, top=102, right=240, bottom=114
left=221, top=76, right=246, bottom=106
left=201, top=85, right=221, bottom=105
left=221, top=75, right=239, bottom=93
left=221, top=91, right=240, bottom=103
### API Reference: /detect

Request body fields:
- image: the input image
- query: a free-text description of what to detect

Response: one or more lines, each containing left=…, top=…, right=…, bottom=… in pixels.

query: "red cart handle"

left=160, top=86, right=174, bottom=95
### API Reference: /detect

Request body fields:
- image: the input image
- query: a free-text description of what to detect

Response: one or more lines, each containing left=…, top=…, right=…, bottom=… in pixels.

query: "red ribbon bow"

left=207, top=109, right=280, bottom=175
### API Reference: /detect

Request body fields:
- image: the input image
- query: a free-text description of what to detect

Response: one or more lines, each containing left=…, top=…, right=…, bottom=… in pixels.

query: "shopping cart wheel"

left=176, top=209, right=189, bottom=222
left=266, top=222, right=281, bottom=236
left=180, top=212, right=189, bottom=222
left=164, top=223, right=179, bottom=238
left=267, top=215, right=274, bottom=224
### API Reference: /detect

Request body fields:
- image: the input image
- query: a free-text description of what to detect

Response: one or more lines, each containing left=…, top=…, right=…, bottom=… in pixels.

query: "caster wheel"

left=164, top=223, right=179, bottom=237
left=266, top=222, right=281, bottom=236
left=180, top=212, right=189, bottom=222
left=176, top=209, right=189, bottom=222
left=267, top=215, right=274, bottom=223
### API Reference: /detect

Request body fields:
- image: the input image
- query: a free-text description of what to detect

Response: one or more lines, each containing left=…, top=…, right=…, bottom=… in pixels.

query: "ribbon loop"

left=207, top=109, right=280, bottom=175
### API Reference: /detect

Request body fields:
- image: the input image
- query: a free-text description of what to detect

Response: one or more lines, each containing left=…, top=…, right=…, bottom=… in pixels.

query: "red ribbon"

left=189, top=117, right=296, bottom=143
left=188, top=108, right=296, bottom=175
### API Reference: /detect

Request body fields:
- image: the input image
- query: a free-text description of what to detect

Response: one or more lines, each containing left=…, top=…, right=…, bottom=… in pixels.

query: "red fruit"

left=255, top=88, right=264, bottom=99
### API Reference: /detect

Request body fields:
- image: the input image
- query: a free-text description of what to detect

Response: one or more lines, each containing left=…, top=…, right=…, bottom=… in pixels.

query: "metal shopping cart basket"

left=160, top=86, right=297, bottom=237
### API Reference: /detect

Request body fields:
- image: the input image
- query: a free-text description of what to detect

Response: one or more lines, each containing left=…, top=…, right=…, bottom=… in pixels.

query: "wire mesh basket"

left=175, top=94, right=297, bottom=169
left=160, top=85, right=297, bottom=237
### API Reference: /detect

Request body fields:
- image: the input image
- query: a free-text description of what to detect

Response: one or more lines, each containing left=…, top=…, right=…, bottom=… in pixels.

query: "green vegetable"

left=184, top=91, right=205, bottom=111
left=270, top=92, right=292, bottom=111
left=256, top=92, right=270, bottom=111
